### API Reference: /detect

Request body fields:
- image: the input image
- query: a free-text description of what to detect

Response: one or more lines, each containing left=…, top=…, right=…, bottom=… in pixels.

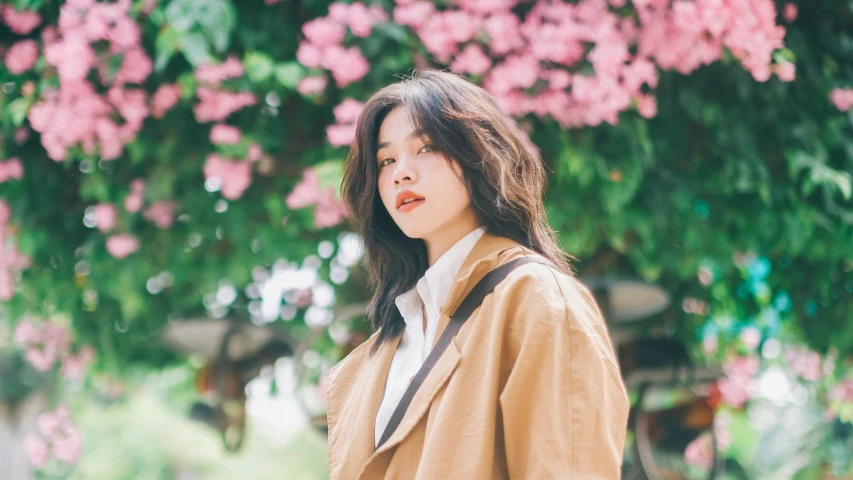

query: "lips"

left=395, top=190, right=425, bottom=210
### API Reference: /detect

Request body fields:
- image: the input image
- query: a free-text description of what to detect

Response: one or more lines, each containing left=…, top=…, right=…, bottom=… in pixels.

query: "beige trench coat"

left=326, top=233, right=629, bottom=479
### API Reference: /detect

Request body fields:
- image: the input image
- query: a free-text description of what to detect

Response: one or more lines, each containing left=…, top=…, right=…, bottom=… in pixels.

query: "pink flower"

left=194, top=88, right=257, bottom=123
left=116, top=47, right=152, bottom=84
left=13, top=318, right=40, bottom=346
left=0, top=240, right=30, bottom=300
left=5, top=39, right=39, bottom=74
left=296, top=42, right=323, bottom=69
left=635, top=94, right=657, bottom=118
left=314, top=188, right=348, bottom=228
left=830, top=88, right=853, bottom=112
left=0, top=157, right=24, bottom=183
left=26, top=348, right=58, bottom=372
left=151, top=84, right=181, bottom=118
left=323, top=46, right=370, bottom=87
left=451, top=44, right=492, bottom=76
left=15, top=127, right=30, bottom=145
left=286, top=168, right=320, bottom=209
left=393, top=2, right=435, bottom=28
left=51, top=425, right=83, bottom=465
left=684, top=433, right=713, bottom=469
left=785, top=347, right=824, bottom=382
left=23, top=436, right=50, bottom=469
left=297, top=76, right=328, bottom=95
left=332, top=99, right=364, bottom=124
left=783, top=3, right=797, bottom=22
left=830, top=380, right=853, bottom=403
left=739, top=327, right=761, bottom=349
left=326, top=123, right=357, bottom=147
left=106, top=234, right=140, bottom=259
left=143, top=201, right=177, bottom=228
left=2, top=6, right=42, bottom=35
left=774, top=62, right=795, bottom=82
left=210, top=124, right=242, bottom=145
left=195, top=56, right=245, bottom=85
left=302, top=18, right=346, bottom=46
left=92, top=204, right=117, bottom=232
left=247, top=143, right=263, bottom=162
left=124, top=179, right=145, bottom=213
left=61, top=346, right=96, bottom=381
left=203, top=154, right=253, bottom=200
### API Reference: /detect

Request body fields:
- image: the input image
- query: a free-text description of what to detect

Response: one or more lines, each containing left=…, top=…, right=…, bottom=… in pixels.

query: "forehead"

left=377, top=106, right=417, bottom=146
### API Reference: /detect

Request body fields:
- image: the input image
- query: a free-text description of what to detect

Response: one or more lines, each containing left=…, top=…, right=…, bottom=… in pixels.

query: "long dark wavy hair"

left=341, top=70, right=572, bottom=356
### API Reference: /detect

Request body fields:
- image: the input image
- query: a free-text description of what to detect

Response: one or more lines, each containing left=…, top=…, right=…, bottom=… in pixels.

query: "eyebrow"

left=376, top=129, right=428, bottom=151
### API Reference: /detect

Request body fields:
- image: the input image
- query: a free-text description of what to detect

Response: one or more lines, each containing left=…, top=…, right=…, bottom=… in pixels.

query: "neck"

left=423, top=211, right=480, bottom=266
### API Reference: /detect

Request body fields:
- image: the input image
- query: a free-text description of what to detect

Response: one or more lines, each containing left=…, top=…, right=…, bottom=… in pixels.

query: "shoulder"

left=494, top=257, right=618, bottom=363
left=495, top=257, right=598, bottom=324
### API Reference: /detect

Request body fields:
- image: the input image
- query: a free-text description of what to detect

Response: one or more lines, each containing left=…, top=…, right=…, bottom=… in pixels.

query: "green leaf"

left=244, top=52, right=275, bottom=84
left=178, top=31, right=212, bottom=67
left=6, top=98, right=32, bottom=127
left=274, top=62, right=304, bottom=89
left=154, top=26, right=180, bottom=73
left=164, top=0, right=196, bottom=33
left=194, top=0, right=236, bottom=54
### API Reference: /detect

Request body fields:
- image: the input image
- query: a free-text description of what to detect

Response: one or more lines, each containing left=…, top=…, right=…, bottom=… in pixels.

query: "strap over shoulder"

left=375, top=255, right=554, bottom=450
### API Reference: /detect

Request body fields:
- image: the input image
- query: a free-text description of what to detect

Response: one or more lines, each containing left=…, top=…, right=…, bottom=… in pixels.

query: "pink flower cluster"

left=193, top=57, right=257, bottom=123
left=26, top=0, right=154, bottom=161
left=830, top=380, right=853, bottom=404
left=210, top=124, right=242, bottom=145
left=196, top=56, right=244, bottom=85
left=92, top=203, right=117, bottom=232
left=1, top=5, right=42, bottom=34
left=784, top=346, right=826, bottom=382
left=87, top=179, right=174, bottom=256
left=13, top=317, right=96, bottom=380
left=717, top=355, right=759, bottom=408
left=830, top=88, right=853, bottom=112
left=387, top=0, right=790, bottom=127
left=0, top=200, right=30, bottom=300
left=326, top=98, right=364, bottom=147
left=151, top=83, right=181, bottom=118
left=296, top=2, right=387, bottom=87
left=4, top=39, right=39, bottom=74
left=194, top=87, right=257, bottom=123
left=297, top=76, right=328, bottom=96
left=143, top=201, right=177, bottom=228
left=124, top=178, right=145, bottom=213
left=106, top=233, right=140, bottom=259
left=0, top=157, right=24, bottom=183
left=13, top=318, right=70, bottom=372
left=24, top=406, right=83, bottom=469
left=204, top=154, right=253, bottom=200
left=286, top=168, right=348, bottom=228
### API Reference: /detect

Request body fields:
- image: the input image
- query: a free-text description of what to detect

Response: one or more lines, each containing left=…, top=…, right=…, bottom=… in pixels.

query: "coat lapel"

left=333, top=334, right=400, bottom=479
left=356, top=233, right=525, bottom=476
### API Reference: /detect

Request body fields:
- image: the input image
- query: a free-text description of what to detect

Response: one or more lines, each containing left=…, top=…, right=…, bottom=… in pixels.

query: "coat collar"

left=333, top=232, right=525, bottom=479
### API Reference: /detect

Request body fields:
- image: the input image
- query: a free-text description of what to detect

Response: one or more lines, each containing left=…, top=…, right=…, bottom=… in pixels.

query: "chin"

left=395, top=220, right=432, bottom=240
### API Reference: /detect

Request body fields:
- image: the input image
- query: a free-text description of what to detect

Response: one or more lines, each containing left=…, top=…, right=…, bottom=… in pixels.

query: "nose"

left=391, top=156, right=417, bottom=185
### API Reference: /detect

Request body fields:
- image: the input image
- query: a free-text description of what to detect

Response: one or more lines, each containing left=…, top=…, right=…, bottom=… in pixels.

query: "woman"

left=329, top=70, right=628, bottom=479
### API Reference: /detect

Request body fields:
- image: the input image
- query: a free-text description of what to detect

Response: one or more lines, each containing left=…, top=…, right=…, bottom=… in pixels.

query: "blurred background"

left=0, top=0, right=851, bottom=478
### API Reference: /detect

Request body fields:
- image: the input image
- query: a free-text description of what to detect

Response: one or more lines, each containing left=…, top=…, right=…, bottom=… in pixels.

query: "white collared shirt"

left=374, top=226, right=486, bottom=447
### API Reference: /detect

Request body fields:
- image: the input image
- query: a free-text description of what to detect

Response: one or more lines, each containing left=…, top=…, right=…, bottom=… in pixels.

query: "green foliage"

left=0, top=0, right=850, bottom=384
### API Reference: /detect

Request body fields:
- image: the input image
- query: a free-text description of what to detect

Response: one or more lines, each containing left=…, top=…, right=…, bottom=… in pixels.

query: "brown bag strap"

left=375, top=256, right=553, bottom=450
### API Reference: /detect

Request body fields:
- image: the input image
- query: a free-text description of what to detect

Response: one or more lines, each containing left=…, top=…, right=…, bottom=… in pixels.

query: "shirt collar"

left=394, top=227, right=486, bottom=328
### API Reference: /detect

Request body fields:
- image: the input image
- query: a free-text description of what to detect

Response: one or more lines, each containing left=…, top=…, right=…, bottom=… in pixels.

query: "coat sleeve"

left=497, top=268, right=629, bottom=479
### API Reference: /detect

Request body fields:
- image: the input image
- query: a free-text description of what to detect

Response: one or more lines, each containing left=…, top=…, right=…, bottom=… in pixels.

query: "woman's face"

left=376, top=106, right=478, bottom=245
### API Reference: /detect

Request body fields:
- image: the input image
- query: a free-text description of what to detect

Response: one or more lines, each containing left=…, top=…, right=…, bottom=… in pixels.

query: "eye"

left=379, top=157, right=395, bottom=167
left=419, top=144, right=435, bottom=154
